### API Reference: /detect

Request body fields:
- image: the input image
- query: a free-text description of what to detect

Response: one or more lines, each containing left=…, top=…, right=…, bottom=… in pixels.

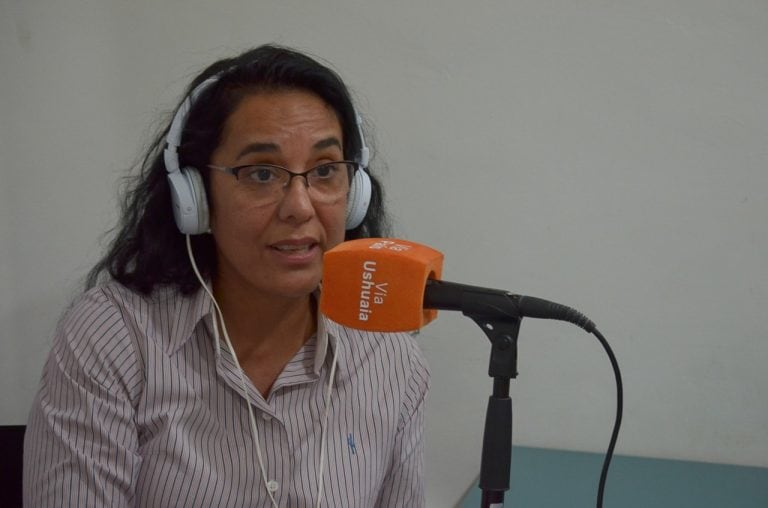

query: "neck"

left=211, top=278, right=317, bottom=362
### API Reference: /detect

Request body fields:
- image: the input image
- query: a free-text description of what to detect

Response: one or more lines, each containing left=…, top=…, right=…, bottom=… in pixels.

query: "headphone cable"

left=186, top=235, right=341, bottom=507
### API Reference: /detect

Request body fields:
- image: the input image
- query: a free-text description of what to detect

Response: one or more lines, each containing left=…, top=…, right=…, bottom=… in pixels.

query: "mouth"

left=268, top=239, right=321, bottom=260
left=271, top=244, right=316, bottom=253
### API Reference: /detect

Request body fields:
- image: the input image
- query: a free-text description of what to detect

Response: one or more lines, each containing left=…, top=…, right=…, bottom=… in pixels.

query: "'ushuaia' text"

left=358, top=261, right=388, bottom=321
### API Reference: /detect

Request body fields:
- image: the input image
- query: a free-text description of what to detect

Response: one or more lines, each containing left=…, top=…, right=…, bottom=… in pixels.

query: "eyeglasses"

left=207, top=161, right=359, bottom=206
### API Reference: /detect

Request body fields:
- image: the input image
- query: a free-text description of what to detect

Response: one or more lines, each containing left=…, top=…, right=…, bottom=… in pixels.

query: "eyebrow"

left=235, top=137, right=343, bottom=161
left=313, top=137, right=342, bottom=151
left=236, top=142, right=279, bottom=160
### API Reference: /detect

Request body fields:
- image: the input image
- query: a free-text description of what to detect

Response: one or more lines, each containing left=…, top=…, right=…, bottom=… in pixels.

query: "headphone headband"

left=164, top=76, right=220, bottom=175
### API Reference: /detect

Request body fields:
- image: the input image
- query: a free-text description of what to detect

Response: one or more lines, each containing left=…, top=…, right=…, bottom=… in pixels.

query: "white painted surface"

left=2, top=2, right=766, bottom=507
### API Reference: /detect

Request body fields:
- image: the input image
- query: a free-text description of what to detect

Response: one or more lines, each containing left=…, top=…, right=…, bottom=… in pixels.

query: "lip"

left=268, top=237, right=321, bottom=264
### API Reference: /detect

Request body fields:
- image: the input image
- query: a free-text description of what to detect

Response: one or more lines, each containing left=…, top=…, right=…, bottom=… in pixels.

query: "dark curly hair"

left=86, top=44, right=389, bottom=295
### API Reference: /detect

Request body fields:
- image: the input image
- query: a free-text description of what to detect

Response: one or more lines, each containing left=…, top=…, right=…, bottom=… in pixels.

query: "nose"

left=277, top=175, right=315, bottom=223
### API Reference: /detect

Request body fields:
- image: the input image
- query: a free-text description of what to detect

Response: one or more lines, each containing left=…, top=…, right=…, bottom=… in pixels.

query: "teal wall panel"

left=459, top=447, right=768, bottom=507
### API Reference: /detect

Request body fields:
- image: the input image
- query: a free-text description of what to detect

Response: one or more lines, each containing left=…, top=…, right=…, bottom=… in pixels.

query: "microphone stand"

left=423, top=279, right=603, bottom=507
left=423, top=280, right=526, bottom=507
left=468, top=314, right=520, bottom=508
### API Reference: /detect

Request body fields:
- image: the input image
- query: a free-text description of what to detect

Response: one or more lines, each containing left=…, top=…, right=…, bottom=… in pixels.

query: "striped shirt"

left=24, top=281, right=430, bottom=507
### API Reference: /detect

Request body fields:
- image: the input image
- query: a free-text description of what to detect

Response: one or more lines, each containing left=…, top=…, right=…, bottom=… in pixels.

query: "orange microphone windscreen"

left=320, top=238, right=444, bottom=332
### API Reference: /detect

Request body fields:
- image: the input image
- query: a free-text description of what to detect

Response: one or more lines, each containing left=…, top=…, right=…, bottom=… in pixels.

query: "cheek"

left=212, top=204, right=275, bottom=244
left=321, top=201, right=349, bottom=248
left=209, top=184, right=273, bottom=240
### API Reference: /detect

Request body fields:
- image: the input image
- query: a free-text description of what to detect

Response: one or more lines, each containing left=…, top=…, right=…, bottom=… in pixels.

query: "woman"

left=24, top=44, right=430, bottom=507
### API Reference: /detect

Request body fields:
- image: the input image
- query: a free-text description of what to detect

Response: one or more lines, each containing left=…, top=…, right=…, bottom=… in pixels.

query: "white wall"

left=2, top=1, right=766, bottom=506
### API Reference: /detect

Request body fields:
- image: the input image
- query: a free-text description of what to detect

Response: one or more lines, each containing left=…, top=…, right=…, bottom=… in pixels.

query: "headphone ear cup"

left=187, top=167, right=210, bottom=233
left=345, top=168, right=372, bottom=230
left=167, top=167, right=209, bottom=234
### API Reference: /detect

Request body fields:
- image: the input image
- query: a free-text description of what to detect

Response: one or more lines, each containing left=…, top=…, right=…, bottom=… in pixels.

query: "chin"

left=265, top=275, right=322, bottom=299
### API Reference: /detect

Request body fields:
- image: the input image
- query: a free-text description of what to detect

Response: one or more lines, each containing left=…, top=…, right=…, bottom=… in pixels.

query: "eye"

left=242, top=165, right=281, bottom=183
left=312, top=163, right=339, bottom=179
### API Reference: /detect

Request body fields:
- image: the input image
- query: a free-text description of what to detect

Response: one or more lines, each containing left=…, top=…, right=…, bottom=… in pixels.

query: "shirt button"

left=266, top=480, right=279, bottom=493
left=261, top=413, right=273, bottom=421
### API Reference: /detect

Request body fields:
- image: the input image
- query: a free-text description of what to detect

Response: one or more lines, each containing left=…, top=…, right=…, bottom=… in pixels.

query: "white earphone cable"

left=186, top=235, right=278, bottom=507
left=316, top=345, right=338, bottom=508
left=186, top=235, right=337, bottom=507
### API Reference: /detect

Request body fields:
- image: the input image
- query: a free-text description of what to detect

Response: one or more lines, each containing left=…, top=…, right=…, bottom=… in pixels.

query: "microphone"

left=320, top=238, right=595, bottom=333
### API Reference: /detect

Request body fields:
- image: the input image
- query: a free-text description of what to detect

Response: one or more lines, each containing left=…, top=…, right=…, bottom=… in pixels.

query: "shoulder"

left=48, top=281, right=154, bottom=397
left=385, top=330, right=430, bottom=379
left=60, top=281, right=159, bottom=344
left=61, top=281, right=210, bottom=356
left=333, top=323, right=431, bottom=388
left=58, top=282, right=140, bottom=347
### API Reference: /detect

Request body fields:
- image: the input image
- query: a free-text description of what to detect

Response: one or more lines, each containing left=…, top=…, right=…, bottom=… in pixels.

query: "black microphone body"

left=424, top=279, right=596, bottom=332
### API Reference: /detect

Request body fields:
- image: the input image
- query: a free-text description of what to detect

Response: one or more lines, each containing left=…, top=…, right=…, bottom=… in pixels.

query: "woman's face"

left=208, top=89, right=348, bottom=301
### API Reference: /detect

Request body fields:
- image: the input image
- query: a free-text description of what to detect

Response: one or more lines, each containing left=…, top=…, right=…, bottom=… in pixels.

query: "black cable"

left=592, top=327, right=623, bottom=508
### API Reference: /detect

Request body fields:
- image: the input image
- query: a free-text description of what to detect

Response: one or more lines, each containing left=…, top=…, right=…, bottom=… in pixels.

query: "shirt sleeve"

left=24, top=289, right=144, bottom=508
left=375, top=338, right=431, bottom=508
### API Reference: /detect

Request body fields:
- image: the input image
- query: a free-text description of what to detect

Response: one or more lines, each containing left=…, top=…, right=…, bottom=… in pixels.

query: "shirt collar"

left=315, top=313, right=349, bottom=377
left=163, top=284, right=349, bottom=379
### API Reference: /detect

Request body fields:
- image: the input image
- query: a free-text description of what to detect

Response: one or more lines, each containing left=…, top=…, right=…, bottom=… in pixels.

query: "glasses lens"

left=307, top=162, right=354, bottom=202
left=237, top=165, right=287, bottom=205
left=239, top=165, right=286, bottom=184
left=236, top=162, right=356, bottom=205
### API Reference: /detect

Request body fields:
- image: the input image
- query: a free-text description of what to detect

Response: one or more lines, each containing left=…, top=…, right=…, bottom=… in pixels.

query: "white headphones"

left=163, top=75, right=373, bottom=235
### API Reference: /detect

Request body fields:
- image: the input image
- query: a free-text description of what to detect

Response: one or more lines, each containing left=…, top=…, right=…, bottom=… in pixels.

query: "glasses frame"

left=207, top=160, right=360, bottom=188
